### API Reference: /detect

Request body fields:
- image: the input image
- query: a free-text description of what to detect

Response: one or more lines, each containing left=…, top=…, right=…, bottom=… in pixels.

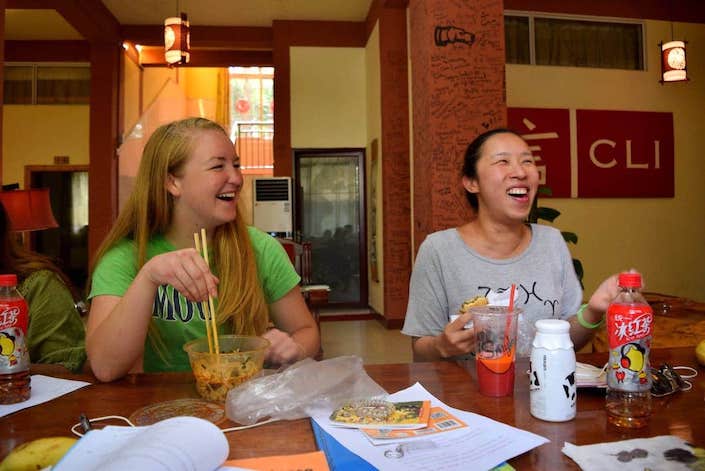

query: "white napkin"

left=575, top=362, right=607, bottom=388
left=562, top=435, right=701, bottom=471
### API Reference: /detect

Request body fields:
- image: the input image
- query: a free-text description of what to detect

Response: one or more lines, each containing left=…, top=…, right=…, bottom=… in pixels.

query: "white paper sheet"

left=0, top=374, right=90, bottom=418
left=54, top=416, right=231, bottom=471
left=310, top=382, right=548, bottom=471
left=563, top=435, right=695, bottom=471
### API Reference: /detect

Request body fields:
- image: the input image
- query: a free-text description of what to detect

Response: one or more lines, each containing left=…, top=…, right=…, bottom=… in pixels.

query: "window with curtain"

left=505, top=16, right=530, bottom=64
left=3, top=66, right=33, bottom=104
left=3, top=64, right=90, bottom=104
left=505, top=15, right=644, bottom=70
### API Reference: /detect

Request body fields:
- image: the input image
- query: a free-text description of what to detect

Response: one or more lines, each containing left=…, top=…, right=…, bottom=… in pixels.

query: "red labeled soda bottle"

left=605, top=272, right=653, bottom=428
left=0, top=273, right=31, bottom=404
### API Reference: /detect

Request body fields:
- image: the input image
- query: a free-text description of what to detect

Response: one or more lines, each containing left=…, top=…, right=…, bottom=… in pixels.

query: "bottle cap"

left=0, top=274, right=18, bottom=286
left=535, top=319, right=570, bottom=334
left=618, top=272, right=642, bottom=288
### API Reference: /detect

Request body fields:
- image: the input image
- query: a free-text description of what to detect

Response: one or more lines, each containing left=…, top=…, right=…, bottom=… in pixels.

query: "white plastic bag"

left=225, top=356, right=388, bottom=425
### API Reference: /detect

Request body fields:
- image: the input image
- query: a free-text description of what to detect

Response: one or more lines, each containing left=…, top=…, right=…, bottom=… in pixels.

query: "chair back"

left=301, top=242, right=313, bottom=286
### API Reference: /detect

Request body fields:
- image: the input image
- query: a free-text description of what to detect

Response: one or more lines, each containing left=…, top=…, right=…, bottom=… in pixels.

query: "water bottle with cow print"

left=606, top=272, right=653, bottom=428
left=529, top=319, right=576, bottom=421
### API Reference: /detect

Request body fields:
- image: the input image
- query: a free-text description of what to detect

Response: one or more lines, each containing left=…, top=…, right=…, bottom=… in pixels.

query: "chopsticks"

left=194, top=228, right=220, bottom=355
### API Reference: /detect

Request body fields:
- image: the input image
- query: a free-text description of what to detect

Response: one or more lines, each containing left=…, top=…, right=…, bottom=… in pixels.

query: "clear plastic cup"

left=472, top=306, right=520, bottom=397
left=183, top=335, right=270, bottom=402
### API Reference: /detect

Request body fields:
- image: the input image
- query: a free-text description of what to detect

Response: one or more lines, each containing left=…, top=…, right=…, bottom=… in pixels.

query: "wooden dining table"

left=2, top=347, right=703, bottom=470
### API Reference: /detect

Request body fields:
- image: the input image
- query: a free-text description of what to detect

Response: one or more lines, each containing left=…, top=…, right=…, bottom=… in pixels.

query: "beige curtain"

left=215, top=68, right=230, bottom=132
left=534, top=19, right=643, bottom=70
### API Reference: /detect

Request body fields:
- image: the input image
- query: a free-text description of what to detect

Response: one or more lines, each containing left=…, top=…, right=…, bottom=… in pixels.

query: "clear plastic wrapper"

left=225, top=356, right=388, bottom=425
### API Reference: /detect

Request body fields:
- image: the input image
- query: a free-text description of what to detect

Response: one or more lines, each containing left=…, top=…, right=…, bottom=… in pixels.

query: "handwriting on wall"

left=410, top=0, right=506, bottom=249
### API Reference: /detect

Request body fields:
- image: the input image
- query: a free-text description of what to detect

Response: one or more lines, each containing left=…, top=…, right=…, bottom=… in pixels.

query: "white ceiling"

left=3, top=1, right=374, bottom=40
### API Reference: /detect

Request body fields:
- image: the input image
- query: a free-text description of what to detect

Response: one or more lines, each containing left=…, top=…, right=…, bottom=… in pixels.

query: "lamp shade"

left=0, top=188, right=59, bottom=232
left=661, top=40, right=688, bottom=82
left=164, top=13, right=190, bottom=65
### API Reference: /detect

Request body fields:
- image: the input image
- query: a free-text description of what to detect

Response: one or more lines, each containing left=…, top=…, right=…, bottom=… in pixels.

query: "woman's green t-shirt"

left=89, top=227, right=299, bottom=372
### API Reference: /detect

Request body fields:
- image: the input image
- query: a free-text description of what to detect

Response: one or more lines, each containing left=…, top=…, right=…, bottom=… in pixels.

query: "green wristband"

left=576, top=303, right=604, bottom=329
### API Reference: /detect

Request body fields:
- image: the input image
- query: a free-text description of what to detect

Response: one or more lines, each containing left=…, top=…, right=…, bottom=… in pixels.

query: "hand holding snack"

left=459, top=295, right=489, bottom=314
left=449, top=295, right=489, bottom=329
left=436, top=296, right=489, bottom=358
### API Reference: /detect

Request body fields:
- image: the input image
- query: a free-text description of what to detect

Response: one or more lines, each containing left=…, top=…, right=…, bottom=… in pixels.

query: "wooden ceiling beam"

left=5, top=40, right=90, bottom=62
left=121, top=25, right=273, bottom=49
left=138, top=47, right=273, bottom=67
left=504, top=0, right=705, bottom=24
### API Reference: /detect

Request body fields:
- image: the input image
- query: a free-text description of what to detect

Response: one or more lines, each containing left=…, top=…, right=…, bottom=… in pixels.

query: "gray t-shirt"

left=402, top=224, right=582, bottom=357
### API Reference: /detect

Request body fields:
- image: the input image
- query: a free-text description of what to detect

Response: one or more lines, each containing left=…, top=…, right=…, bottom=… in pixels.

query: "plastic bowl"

left=183, top=335, right=270, bottom=402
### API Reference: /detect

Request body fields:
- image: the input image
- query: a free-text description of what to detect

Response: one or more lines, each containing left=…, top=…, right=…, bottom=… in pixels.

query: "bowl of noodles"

left=183, top=335, right=270, bottom=402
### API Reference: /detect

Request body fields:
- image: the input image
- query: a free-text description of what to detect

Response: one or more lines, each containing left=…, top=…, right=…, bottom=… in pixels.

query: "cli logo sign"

left=577, top=110, right=673, bottom=198
left=508, top=108, right=674, bottom=198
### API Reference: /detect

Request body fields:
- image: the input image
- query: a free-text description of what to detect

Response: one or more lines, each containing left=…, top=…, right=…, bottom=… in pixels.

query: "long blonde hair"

left=91, top=117, right=269, bottom=341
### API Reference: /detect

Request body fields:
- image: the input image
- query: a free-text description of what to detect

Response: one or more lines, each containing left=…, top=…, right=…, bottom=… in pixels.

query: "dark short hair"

left=462, top=128, right=522, bottom=211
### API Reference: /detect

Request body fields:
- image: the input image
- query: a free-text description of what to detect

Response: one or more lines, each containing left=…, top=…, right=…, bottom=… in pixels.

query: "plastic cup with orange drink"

left=472, top=306, right=519, bottom=397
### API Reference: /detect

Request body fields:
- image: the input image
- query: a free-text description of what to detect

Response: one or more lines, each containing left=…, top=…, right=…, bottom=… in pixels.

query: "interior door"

left=28, top=166, right=89, bottom=293
left=294, top=149, right=367, bottom=308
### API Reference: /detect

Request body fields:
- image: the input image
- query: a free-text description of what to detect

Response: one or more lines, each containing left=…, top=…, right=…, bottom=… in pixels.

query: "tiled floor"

left=320, top=319, right=412, bottom=364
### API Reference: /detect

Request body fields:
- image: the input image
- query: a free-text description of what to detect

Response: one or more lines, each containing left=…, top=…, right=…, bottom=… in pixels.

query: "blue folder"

left=311, top=419, right=377, bottom=471
left=311, top=418, right=515, bottom=471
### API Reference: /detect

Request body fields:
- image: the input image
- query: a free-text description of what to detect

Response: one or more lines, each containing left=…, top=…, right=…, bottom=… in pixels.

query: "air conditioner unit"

left=253, top=177, right=292, bottom=235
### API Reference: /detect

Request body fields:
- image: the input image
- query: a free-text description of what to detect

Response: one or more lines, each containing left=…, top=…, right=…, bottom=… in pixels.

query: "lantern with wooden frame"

left=164, top=13, right=190, bottom=66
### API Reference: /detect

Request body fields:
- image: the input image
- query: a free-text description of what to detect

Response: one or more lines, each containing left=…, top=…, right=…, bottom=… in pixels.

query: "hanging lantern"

left=164, top=13, right=190, bottom=66
left=660, top=40, right=688, bottom=83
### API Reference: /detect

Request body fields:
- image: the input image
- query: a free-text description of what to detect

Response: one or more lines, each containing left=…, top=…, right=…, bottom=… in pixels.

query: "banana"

left=0, top=436, right=77, bottom=471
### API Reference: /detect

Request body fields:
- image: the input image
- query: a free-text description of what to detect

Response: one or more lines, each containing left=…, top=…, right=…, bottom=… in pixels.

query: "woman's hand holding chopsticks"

left=142, top=248, right=219, bottom=302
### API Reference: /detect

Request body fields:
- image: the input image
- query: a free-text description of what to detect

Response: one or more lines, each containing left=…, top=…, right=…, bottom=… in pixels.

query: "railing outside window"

left=236, top=122, right=273, bottom=172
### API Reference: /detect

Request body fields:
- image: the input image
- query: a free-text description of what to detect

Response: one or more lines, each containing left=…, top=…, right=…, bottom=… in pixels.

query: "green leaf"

left=537, top=186, right=553, bottom=196
left=536, top=207, right=561, bottom=222
left=561, top=231, right=578, bottom=244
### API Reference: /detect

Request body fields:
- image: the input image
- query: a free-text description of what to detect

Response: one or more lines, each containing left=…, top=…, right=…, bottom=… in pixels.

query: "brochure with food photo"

left=328, top=400, right=431, bottom=429
left=360, top=406, right=467, bottom=441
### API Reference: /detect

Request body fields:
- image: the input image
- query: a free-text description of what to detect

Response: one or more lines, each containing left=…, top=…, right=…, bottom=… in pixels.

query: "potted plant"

left=528, top=187, right=584, bottom=287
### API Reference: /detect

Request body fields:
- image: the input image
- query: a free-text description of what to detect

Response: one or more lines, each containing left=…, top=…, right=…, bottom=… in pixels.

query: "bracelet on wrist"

left=576, top=303, right=604, bottom=329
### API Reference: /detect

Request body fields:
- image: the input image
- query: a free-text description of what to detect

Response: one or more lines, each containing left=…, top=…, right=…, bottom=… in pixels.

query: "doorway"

left=294, top=149, right=367, bottom=308
left=27, top=165, right=89, bottom=294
